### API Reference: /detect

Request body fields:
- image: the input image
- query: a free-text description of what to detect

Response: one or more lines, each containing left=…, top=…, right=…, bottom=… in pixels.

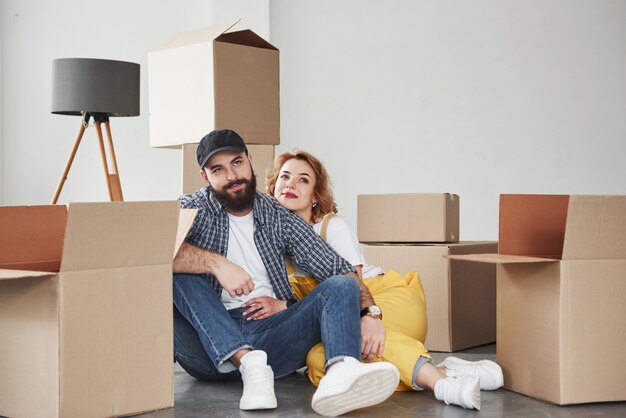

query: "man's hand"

left=361, top=316, right=385, bottom=361
left=174, top=242, right=255, bottom=297
left=344, top=269, right=385, bottom=360
left=242, top=296, right=287, bottom=320
left=212, top=257, right=255, bottom=298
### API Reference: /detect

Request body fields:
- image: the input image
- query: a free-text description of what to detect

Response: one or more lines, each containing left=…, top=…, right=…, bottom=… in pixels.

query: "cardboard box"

left=0, top=202, right=195, bottom=418
left=181, top=143, right=275, bottom=194
left=448, top=194, right=626, bottom=405
left=149, top=20, right=279, bottom=148
left=358, top=193, right=459, bottom=243
left=363, top=241, right=497, bottom=352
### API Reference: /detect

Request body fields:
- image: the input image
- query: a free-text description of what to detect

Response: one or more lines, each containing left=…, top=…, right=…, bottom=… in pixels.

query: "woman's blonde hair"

left=266, top=150, right=337, bottom=223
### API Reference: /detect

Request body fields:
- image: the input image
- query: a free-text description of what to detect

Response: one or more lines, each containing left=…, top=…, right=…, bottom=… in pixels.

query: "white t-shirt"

left=221, top=211, right=277, bottom=309
left=295, top=216, right=384, bottom=279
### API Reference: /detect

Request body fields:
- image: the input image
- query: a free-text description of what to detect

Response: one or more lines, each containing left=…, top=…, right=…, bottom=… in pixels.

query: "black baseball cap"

left=197, top=129, right=248, bottom=169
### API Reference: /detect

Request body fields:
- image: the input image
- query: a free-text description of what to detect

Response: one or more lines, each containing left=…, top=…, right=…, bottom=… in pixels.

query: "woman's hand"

left=361, top=316, right=385, bottom=361
left=242, top=296, right=287, bottom=320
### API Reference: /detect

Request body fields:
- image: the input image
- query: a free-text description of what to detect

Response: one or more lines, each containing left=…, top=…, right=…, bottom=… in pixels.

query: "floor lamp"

left=51, top=58, right=140, bottom=204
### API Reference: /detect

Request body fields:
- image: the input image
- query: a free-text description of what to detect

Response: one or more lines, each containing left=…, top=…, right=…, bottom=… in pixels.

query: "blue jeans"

left=172, top=273, right=361, bottom=381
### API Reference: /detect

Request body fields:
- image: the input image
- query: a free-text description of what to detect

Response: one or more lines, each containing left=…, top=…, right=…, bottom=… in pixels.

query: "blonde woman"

left=263, top=150, right=503, bottom=410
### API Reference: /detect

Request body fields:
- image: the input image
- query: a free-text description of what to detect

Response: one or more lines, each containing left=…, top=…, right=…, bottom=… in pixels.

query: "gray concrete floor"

left=140, top=344, right=626, bottom=417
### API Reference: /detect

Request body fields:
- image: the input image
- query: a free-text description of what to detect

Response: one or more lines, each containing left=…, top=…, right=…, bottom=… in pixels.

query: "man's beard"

left=211, top=174, right=257, bottom=213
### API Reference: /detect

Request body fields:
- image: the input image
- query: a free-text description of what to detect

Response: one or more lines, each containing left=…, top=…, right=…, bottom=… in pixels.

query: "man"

left=173, top=129, right=399, bottom=416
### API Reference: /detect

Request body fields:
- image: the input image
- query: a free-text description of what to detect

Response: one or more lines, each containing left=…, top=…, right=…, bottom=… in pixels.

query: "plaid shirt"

left=179, top=188, right=355, bottom=301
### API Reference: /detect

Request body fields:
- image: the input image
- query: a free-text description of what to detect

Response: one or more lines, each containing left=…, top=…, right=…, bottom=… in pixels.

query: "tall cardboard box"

left=363, top=242, right=497, bottom=352
left=449, top=195, right=626, bottom=405
left=358, top=193, right=459, bottom=243
left=149, top=20, right=279, bottom=148
left=181, top=143, right=275, bottom=194
left=0, top=202, right=195, bottom=418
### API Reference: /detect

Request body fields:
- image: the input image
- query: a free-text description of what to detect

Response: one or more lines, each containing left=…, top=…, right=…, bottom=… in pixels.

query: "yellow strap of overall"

left=319, top=213, right=335, bottom=241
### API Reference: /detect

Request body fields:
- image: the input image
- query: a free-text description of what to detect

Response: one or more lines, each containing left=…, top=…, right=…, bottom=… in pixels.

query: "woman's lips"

left=282, top=192, right=298, bottom=199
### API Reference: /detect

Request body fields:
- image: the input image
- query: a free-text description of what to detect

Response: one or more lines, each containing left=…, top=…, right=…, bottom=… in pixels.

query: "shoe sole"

left=311, top=364, right=399, bottom=417
left=239, top=398, right=277, bottom=410
left=439, top=357, right=504, bottom=390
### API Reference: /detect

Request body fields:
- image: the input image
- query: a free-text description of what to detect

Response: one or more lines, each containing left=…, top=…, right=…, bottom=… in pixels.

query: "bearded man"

left=172, top=129, right=399, bottom=416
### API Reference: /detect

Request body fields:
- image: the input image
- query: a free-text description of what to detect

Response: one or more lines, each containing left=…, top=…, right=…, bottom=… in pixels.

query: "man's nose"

left=225, top=167, right=236, bottom=181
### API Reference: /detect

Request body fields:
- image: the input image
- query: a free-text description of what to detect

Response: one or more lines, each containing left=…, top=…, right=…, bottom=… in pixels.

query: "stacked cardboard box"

left=0, top=202, right=196, bottom=418
left=358, top=193, right=497, bottom=352
left=448, top=194, right=626, bottom=405
left=148, top=20, right=278, bottom=193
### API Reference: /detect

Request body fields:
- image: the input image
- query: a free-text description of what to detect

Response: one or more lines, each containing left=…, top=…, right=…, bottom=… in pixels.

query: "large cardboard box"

left=149, top=20, right=279, bottom=148
left=448, top=194, right=626, bottom=405
left=358, top=193, right=459, bottom=243
left=182, top=143, right=275, bottom=194
left=363, top=241, right=497, bottom=352
left=0, top=202, right=195, bottom=418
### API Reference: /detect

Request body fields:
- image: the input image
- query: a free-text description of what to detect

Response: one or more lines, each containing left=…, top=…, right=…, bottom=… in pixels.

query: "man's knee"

left=173, top=272, right=205, bottom=281
left=323, top=275, right=359, bottom=294
left=173, top=273, right=212, bottom=296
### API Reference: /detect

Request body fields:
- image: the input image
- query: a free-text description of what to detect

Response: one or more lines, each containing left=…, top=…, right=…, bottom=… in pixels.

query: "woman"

left=261, top=150, right=503, bottom=410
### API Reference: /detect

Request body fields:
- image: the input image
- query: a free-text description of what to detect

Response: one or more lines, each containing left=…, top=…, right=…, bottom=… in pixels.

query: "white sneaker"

left=437, top=356, right=504, bottom=390
left=239, top=351, right=277, bottom=410
left=434, top=375, right=481, bottom=410
left=311, top=357, right=399, bottom=417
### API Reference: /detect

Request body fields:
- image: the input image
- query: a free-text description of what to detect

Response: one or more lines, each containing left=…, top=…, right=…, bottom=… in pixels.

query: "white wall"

left=2, top=1, right=626, bottom=241
left=270, top=0, right=626, bottom=240
left=0, top=0, right=268, bottom=205
left=0, top=1, right=4, bottom=203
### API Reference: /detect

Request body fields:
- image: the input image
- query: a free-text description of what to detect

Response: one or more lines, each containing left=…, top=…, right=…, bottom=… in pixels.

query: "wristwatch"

left=360, top=305, right=383, bottom=320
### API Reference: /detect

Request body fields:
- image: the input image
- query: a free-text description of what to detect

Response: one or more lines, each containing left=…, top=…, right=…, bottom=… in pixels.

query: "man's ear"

left=247, top=153, right=254, bottom=166
left=200, top=169, right=209, bottom=185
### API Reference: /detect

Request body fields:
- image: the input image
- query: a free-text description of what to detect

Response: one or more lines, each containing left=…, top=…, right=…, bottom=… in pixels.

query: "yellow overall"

left=286, top=215, right=431, bottom=391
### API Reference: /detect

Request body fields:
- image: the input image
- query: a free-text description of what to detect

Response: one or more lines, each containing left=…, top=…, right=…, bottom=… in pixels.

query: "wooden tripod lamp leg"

left=51, top=122, right=87, bottom=204
left=104, top=120, right=124, bottom=201
left=95, top=120, right=123, bottom=201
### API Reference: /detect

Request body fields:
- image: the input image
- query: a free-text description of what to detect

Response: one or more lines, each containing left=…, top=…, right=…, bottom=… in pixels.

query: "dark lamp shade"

left=51, top=58, right=140, bottom=117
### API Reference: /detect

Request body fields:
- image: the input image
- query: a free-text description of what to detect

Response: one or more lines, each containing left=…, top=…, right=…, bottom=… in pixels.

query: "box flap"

left=499, top=194, right=569, bottom=258
left=449, top=246, right=497, bottom=351
left=60, top=201, right=180, bottom=272
left=562, top=195, right=626, bottom=260
left=0, top=269, right=56, bottom=280
left=0, top=205, right=66, bottom=272
left=154, top=20, right=240, bottom=50
left=446, top=253, right=559, bottom=264
left=175, top=209, right=197, bottom=258
left=216, top=30, right=278, bottom=50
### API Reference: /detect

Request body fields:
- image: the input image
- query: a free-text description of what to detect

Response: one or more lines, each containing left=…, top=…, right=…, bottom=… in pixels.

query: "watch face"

left=369, top=305, right=382, bottom=316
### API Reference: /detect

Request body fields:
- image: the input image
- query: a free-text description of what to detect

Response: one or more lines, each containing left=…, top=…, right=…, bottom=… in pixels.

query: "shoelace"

left=447, top=366, right=480, bottom=377
left=441, top=377, right=462, bottom=404
left=244, top=366, right=273, bottom=386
